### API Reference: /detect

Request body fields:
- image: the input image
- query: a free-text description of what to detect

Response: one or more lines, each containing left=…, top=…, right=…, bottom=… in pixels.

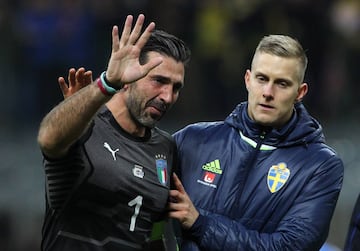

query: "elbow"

left=37, top=129, right=55, bottom=155
left=37, top=128, right=67, bottom=158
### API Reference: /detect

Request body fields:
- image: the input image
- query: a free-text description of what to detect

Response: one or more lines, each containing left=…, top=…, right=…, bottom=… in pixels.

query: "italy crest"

left=155, top=155, right=168, bottom=186
left=267, top=162, right=290, bottom=193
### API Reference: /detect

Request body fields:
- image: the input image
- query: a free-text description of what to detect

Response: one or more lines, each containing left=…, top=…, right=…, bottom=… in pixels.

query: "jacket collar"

left=224, top=102, right=324, bottom=147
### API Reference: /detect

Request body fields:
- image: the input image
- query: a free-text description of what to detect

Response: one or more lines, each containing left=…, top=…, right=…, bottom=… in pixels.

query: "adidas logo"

left=202, top=159, right=222, bottom=174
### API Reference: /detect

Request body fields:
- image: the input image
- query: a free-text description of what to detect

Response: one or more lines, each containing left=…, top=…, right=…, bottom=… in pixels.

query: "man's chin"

left=254, top=116, right=276, bottom=127
left=141, top=116, right=159, bottom=128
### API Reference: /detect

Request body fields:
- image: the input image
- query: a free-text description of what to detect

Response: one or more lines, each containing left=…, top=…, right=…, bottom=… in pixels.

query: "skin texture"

left=115, top=51, right=185, bottom=128
left=58, top=53, right=185, bottom=131
left=168, top=173, right=199, bottom=229
left=58, top=68, right=93, bottom=99
left=37, top=14, right=183, bottom=159
left=245, top=52, right=308, bottom=128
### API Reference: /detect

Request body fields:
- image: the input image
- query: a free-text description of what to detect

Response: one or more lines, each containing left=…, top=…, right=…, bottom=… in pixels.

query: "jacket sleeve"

left=185, top=156, right=344, bottom=251
left=344, top=194, right=360, bottom=251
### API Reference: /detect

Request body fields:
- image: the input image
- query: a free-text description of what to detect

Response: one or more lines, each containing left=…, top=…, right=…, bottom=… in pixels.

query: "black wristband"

left=102, top=71, right=123, bottom=91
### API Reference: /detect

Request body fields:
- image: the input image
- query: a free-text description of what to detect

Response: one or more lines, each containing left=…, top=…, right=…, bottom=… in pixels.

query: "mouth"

left=146, top=100, right=168, bottom=117
left=259, top=103, right=274, bottom=110
left=148, top=106, right=164, bottom=117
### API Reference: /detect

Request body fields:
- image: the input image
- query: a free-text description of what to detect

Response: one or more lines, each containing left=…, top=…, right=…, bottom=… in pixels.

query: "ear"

left=244, top=70, right=251, bottom=91
left=295, top=83, right=308, bottom=102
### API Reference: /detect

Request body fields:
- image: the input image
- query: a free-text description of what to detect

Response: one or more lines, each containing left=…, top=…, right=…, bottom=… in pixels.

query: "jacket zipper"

left=231, top=130, right=267, bottom=215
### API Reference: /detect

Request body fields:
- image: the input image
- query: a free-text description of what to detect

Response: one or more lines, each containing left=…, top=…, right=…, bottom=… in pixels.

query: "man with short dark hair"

left=38, top=14, right=190, bottom=251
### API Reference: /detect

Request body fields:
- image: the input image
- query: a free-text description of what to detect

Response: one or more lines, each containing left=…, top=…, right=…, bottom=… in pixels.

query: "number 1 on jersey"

left=128, top=195, right=143, bottom=232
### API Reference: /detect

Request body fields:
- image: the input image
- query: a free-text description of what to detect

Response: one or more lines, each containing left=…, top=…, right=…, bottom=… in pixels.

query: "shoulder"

left=173, top=121, right=234, bottom=150
left=312, top=143, right=343, bottom=165
left=174, top=121, right=226, bottom=137
left=153, top=127, right=175, bottom=144
left=301, top=142, right=344, bottom=179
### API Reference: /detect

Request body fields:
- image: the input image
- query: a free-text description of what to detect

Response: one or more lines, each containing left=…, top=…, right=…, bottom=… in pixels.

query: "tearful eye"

left=155, top=78, right=165, bottom=84
left=173, top=83, right=183, bottom=93
left=152, top=76, right=168, bottom=85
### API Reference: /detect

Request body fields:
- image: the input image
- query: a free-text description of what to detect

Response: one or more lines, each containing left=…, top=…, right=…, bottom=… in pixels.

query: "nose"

left=159, top=85, right=175, bottom=104
left=262, top=83, right=274, bottom=100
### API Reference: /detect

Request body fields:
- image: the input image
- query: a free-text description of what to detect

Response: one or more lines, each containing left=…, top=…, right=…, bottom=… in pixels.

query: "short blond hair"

left=253, top=35, right=308, bottom=82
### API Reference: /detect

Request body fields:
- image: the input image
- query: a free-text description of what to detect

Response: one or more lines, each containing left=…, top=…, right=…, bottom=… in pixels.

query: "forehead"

left=252, top=52, right=302, bottom=82
left=147, top=51, right=185, bottom=82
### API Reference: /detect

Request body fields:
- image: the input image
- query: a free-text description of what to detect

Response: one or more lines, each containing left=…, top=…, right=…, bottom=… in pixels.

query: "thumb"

left=173, top=173, right=186, bottom=194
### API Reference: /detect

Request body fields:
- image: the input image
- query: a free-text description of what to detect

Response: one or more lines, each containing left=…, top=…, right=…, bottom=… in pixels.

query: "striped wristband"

left=97, top=71, right=118, bottom=96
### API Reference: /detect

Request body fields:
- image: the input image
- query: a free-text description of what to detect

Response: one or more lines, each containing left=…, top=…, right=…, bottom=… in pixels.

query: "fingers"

left=118, top=15, right=133, bottom=49
left=168, top=191, right=184, bottom=212
left=75, top=67, right=85, bottom=85
left=141, top=56, right=163, bottom=75
left=168, top=188, right=199, bottom=229
left=168, top=174, right=186, bottom=204
left=68, top=68, right=76, bottom=86
left=84, top=70, right=93, bottom=85
left=118, top=14, right=155, bottom=50
left=58, top=77, right=68, bottom=97
left=135, top=20, right=155, bottom=49
left=59, top=67, right=91, bottom=99
left=168, top=202, right=186, bottom=215
left=106, top=14, right=158, bottom=85
left=112, top=25, right=120, bottom=52
left=128, top=14, right=145, bottom=45
left=169, top=189, right=180, bottom=198
left=172, top=173, right=186, bottom=193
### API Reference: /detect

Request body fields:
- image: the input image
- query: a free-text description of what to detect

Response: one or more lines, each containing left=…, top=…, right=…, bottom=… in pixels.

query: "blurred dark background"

left=1, top=0, right=359, bottom=250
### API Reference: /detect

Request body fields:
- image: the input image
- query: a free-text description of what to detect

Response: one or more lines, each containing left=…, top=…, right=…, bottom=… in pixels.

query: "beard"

left=126, top=96, right=168, bottom=128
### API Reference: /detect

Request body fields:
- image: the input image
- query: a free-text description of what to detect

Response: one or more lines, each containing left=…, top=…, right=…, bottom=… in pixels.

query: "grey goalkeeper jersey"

left=41, top=106, right=177, bottom=251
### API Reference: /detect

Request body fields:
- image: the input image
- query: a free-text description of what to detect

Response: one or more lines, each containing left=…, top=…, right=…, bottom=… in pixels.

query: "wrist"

left=101, top=71, right=123, bottom=90
left=186, top=214, right=205, bottom=242
left=96, top=71, right=122, bottom=96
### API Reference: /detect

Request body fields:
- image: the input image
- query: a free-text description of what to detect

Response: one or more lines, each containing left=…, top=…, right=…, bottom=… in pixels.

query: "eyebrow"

left=151, top=75, right=184, bottom=88
left=254, top=72, right=294, bottom=84
left=152, top=75, right=171, bottom=82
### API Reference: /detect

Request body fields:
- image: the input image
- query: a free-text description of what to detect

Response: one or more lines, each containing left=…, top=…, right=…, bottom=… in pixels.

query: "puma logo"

left=103, top=142, right=119, bottom=161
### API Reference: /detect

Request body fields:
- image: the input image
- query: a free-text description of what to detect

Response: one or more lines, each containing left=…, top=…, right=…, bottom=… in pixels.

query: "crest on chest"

left=267, top=162, right=290, bottom=193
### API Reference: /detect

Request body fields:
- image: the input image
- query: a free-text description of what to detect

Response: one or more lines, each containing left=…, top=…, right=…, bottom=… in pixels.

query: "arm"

left=37, top=14, right=163, bottom=158
left=38, top=82, right=108, bottom=158
left=344, top=194, right=360, bottom=251
left=169, top=157, right=343, bottom=251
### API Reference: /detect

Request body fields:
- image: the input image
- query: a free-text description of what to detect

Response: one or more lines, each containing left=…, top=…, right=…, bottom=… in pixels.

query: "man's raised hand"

left=105, top=14, right=163, bottom=88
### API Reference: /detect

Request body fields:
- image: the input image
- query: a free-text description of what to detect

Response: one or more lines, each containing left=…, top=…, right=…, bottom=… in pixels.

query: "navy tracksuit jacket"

left=174, top=102, right=344, bottom=251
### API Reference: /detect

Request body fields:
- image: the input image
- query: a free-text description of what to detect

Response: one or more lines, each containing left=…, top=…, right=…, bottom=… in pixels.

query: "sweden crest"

left=156, top=155, right=168, bottom=186
left=267, top=162, right=290, bottom=193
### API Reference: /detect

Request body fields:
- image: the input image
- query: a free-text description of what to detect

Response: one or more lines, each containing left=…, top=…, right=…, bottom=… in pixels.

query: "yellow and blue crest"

left=267, top=162, right=290, bottom=193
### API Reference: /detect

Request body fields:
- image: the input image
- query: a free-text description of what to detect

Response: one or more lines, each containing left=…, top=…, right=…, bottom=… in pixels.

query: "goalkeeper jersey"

left=41, top=106, right=177, bottom=251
